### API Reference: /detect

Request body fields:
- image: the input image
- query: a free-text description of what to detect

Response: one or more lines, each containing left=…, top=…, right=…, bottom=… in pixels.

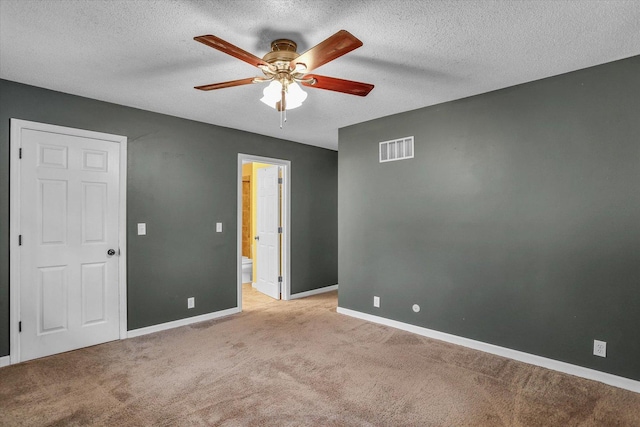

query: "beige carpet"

left=1, top=284, right=639, bottom=426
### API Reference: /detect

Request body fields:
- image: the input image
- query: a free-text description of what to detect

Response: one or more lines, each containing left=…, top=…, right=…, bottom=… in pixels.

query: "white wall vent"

left=379, top=136, right=414, bottom=163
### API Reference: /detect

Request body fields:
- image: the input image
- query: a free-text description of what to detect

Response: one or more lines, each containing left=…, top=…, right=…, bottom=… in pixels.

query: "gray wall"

left=338, top=56, right=640, bottom=381
left=0, top=79, right=338, bottom=357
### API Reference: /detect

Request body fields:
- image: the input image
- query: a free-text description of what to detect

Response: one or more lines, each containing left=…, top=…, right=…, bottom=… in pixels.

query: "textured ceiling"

left=1, top=1, right=639, bottom=150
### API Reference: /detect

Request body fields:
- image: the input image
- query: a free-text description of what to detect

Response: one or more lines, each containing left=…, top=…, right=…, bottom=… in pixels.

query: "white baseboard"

left=336, top=307, right=640, bottom=394
left=290, top=284, right=338, bottom=300
left=127, top=307, right=241, bottom=339
left=0, top=355, right=10, bottom=368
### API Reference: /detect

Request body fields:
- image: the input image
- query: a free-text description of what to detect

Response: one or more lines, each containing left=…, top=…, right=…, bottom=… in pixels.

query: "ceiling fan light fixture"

left=260, top=80, right=307, bottom=110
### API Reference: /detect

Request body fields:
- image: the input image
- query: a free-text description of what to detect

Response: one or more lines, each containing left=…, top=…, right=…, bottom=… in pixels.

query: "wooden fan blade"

left=195, top=77, right=256, bottom=91
left=291, top=30, right=362, bottom=72
left=301, top=74, right=374, bottom=97
left=195, top=35, right=273, bottom=70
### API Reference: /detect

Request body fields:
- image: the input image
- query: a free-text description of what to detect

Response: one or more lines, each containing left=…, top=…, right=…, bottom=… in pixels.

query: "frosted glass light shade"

left=260, top=81, right=307, bottom=110
left=286, top=82, right=307, bottom=109
left=260, top=81, right=281, bottom=108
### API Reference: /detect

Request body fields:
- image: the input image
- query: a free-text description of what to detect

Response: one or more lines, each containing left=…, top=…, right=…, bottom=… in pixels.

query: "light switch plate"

left=137, top=223, right=146, bottom=235
left=216, top=222, right=222, bottom=232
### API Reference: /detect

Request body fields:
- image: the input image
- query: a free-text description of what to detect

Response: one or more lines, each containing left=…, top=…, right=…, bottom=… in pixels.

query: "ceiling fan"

left=194, top=30, right=374, bottom=126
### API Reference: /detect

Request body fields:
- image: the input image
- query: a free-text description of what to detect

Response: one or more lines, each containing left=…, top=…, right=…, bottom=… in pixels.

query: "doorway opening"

left=237, top=154, right=291, bottom=311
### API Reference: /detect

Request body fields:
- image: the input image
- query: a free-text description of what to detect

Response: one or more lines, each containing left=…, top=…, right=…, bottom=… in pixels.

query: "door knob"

left=107, top=249, right=116, bottom=256
left=254, top=236, right=259, bottom=241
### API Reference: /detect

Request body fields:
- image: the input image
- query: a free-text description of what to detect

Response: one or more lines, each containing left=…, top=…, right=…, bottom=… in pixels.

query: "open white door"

left=255, top=165, right=281, bottom=299
left=13, top=121, right=123, bottom=362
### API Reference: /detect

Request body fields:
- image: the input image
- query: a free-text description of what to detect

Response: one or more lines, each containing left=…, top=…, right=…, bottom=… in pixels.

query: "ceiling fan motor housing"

left=262, top=39, right=301, bottom=76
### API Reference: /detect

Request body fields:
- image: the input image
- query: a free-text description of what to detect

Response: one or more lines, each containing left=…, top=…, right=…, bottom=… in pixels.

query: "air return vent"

left=379, top=136, right=414, bottom=163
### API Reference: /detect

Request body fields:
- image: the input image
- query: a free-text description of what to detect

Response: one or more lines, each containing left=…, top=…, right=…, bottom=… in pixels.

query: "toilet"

left=242, top=257, right=253, bottom=283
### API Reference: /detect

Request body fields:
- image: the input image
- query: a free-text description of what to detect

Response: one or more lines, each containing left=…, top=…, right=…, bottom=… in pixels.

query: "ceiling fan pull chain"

left=283, top=82, right=288, bottom=124
left=280, top=85, right=287, bottom=129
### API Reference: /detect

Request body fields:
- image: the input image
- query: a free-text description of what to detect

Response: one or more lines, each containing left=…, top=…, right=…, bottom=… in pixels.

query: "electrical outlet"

left=187, top=297, right=195, bottom=309
left=593, top=339, right=607, bottom=358
left=373, top=296, right=380, bottom=308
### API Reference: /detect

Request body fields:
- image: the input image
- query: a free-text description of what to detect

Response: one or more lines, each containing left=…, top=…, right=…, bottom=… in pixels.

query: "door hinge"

left=278, top=177, right=283, bottom=184
left=19, top=235, right=22, bottom=246
left=19, top=321, right=22, bottom=333
left=19, top=147, right=22, bottom=159
left=278, top=276, right=283, bottom=283
left=278, top=226, right=282, bottom=234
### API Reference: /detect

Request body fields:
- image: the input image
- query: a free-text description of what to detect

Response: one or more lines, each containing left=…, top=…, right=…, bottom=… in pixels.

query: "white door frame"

left=237, top=154, right=291, bottom=310
left=9, top=119, right=128, bottom=364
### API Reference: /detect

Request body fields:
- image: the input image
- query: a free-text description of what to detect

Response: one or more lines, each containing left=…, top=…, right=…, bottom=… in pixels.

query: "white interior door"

left=255, top=165, right=281, bottom=299
left=18, top=127, right=121, bottom=362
